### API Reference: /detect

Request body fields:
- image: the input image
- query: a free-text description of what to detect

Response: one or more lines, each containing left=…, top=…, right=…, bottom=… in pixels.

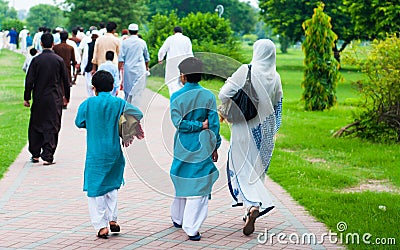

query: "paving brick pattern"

left=0, top=76, right=343, bottom=249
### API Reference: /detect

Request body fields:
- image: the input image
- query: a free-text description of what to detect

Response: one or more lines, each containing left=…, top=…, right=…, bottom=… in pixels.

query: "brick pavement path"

left=0, top=76, right=343, bottom=249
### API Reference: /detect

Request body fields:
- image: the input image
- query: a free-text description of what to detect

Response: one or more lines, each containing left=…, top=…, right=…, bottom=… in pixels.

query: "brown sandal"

left=243, top=206, right=259, bottom=236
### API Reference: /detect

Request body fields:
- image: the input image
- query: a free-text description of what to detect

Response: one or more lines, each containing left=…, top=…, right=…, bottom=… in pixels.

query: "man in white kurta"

left=19, top=27, right=29, bottom=54
left=118, top=23, right=150, bottom=102
left=158, top=26, right=193, bottom=96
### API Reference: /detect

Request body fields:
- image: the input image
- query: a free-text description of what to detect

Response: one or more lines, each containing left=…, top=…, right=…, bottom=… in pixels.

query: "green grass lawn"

left=0, top=49, right=29, bottom=178
left=148, top=48, right=400, bottom=249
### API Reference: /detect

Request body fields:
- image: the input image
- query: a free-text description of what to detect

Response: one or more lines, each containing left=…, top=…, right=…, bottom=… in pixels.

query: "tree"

left=0, top=0, right=18, bottom=29
left=26, top=4, right=66, bottom=32
left=147, top=0, right=257, bottom=35
left=259, top=0, right=355, bottom=58
left=301, top=4, right=341, bottom=111
left=343, top=0, right=400, bottom=40
left=63, top=0, right=148, bottom=31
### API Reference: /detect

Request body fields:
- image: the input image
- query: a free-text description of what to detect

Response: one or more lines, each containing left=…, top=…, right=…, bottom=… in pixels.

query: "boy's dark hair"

left=29, top=48, right=37, bottom=56
left=92, top=70, right=114, bottom=92
left=99, top=22, right=105, bottom=29
left=60, top=31, right=68, bottom=41
left=178, top=57, right=203, bottom=83
left=41, top=33, right=54, bottom=48
left=72, top=27, right=78, bottom=35
left=174, top=26, right=183, bottom=33
left=105, top=51, right=114, bottom=61
left=106, top=22, right=117, bottom=33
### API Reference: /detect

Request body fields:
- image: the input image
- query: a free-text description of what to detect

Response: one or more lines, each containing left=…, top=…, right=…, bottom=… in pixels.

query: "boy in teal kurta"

left=170, top=57, right=221, bottom=241
left=75, top=70, right=143, bottom=238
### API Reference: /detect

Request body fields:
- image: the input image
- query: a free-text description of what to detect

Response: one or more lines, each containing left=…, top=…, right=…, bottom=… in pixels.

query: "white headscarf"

left=250, top=39, right=282, bottom=108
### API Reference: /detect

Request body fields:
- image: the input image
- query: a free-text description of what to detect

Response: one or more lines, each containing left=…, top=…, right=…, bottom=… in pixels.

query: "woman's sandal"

left=243, top=206, right=260, bottom=236
left=97, top=227, right=109, bottom=239
left=109, top=221, right=120, bottom=233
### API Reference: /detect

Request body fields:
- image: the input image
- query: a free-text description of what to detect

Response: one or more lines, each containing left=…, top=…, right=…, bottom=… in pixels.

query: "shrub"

left=340, top=36, right=400, bottom=143
left=144, top=12, right=243, bottom=69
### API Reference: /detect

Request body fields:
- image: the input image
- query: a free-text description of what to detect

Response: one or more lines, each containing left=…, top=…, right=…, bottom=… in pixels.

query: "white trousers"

left=88, top=189, right=118, bottom=231
left=84, top=72, right=94, bottom=97
left=171, top=196, right=208, bottom=236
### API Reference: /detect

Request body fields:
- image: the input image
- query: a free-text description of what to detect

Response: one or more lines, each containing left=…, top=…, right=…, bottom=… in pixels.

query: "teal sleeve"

left=208, top=98, right=221, bottom=150
left=124, top=102, right=143, bottom=121
left=170, top=97, right=203, bottom=133
left=75, top=101, right=87, bottom=128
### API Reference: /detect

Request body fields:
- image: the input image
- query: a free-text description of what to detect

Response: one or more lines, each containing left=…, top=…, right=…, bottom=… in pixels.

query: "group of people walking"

left=22, top=21, right=283, bottom=242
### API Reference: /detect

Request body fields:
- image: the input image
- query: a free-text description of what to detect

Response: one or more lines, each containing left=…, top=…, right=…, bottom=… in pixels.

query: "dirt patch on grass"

left=343, top=179, right=400, bottom=194
left=281, top=148, right=297, bottom=153
left=306, top=158, right=327, bottom=163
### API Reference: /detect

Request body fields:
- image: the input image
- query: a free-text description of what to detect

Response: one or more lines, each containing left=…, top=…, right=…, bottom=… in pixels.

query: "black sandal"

left=30, top=157, right=39, bottom=163
left=109, top=222, right=120, bottom=233
left=97, top=227, right=109, bottom=239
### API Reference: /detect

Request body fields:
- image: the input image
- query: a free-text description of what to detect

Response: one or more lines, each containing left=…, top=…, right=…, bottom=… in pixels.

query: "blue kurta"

left=75, top=92, right=143, bottom=197
left=170, top=82, right=221, bottom=197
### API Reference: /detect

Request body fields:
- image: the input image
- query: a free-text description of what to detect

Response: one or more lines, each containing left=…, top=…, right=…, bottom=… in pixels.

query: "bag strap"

left=244, top=64, right=252, bottom=87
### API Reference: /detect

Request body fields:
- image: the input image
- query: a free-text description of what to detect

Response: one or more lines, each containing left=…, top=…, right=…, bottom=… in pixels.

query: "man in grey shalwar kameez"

left=118, top=23, right=149, bottom=102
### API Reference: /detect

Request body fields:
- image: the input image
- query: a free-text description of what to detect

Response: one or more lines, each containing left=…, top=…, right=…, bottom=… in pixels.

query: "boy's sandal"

left=188, top=232, right=201, bottom=241
left=109, top=221, right=120, bottom=233
left=43, top=161, right=55, bottom=165
left=97, top=227, right=109, bottom=239
left=243, top=206, right=260, bottom=236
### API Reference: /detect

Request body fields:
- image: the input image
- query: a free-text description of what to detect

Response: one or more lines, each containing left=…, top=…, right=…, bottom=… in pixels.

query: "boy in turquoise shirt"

left=75, top=70, right=143, bottom=238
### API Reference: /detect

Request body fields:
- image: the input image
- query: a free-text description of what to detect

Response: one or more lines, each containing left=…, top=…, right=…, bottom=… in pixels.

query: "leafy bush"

left=1, top=18, right=24, bottom=32
left=301, top=4, right=341, bottom=111
left=144, top=12, right=243, bottom=69
left=342, top=36, right=400, bottom=143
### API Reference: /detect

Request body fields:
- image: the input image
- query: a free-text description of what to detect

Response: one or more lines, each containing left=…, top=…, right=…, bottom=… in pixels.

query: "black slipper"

left=97, top=228, right=109, bottom=239
left=43, top=161, right=55, bottom=165
left=110, top=223, right=120, bottom=233
left=30, top=157, right=39, bottom=163
left=188, top=232, right=201, bottom=241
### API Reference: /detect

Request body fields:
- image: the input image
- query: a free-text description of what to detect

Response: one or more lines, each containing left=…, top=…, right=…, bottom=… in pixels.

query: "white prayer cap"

left=91, top=30, right=100, bottom=36
left=128, top=23, right=139, bottom=31
left=55, top=27, right=63, bottom=32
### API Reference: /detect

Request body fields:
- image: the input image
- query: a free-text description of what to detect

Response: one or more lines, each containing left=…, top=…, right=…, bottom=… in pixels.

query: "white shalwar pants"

left=88, top=189, right=118, bottom=231
left=84, top=72, right=94, bottom=97
left=171, top=196, right=208, bottom=236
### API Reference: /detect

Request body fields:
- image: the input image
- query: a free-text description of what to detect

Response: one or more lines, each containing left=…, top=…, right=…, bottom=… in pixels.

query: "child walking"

left=169, top=57, right=221, bottom=241
left=75, top=70, right=143, bottom=238
left=98, top=51, right=120, bottom=96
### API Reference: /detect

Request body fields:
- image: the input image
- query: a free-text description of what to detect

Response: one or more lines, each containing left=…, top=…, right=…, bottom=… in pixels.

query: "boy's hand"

left=212, top=150, right=218, bottom=162
left=202, top=119, right=209, bottom=130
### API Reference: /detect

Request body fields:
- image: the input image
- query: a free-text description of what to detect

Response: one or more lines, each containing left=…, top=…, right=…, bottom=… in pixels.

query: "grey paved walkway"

left=0, top=76, right=343, bottom=249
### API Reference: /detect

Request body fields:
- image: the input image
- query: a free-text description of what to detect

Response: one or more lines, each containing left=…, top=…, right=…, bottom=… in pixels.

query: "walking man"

left=91, top=22, right=120, bottom=75
left=24, top=33, right=70, bottom=165
left=53, top=31, right=77, bottom=88
left=158, top=26, right=193, bottom=96
left=118, top=23, right=149, bottom=102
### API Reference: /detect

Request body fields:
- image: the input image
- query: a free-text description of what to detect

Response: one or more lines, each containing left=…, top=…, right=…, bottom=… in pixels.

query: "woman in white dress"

left=218, top=39, right=283, bottom=236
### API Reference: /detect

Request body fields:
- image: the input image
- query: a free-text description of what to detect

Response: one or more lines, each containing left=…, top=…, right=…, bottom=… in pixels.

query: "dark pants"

left=28, top=129, right=59, bottom=163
